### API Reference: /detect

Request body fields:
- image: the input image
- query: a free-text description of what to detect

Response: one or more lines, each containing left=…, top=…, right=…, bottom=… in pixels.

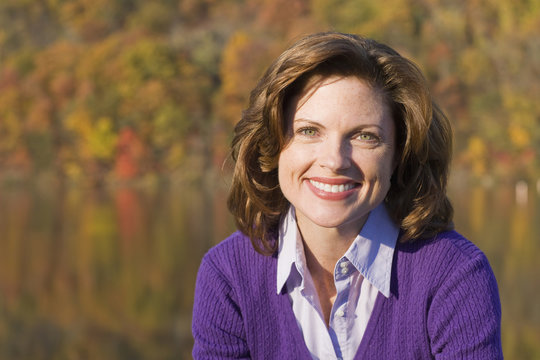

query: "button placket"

left=335, top=260, right=345, bottom=276
left=340, top=260, right=350, bottom=275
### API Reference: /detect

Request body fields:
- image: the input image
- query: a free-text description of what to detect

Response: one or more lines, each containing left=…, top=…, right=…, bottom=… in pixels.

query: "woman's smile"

left=306, top=178, right=359, bottom=200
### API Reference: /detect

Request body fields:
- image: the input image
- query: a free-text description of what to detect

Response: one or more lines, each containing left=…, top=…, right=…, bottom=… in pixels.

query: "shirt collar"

left=344, top=204, right=399, bottom=298
left=276, top=206, right=304, bottom=294
left=276, top=203, right=399, bottom=298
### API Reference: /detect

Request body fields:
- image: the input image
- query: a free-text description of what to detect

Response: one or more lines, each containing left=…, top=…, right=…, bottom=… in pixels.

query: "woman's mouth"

left=309, top=179, right=356, bottom=193
left=306, top=178, right=359, bottom=200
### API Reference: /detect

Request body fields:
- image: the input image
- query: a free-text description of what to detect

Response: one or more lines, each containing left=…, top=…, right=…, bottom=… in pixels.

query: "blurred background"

left=0, top=0, right=538, bottom=358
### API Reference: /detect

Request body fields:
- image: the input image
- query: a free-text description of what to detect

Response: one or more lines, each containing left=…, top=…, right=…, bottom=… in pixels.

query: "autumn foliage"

left=0, top=0, right=539, bottom=184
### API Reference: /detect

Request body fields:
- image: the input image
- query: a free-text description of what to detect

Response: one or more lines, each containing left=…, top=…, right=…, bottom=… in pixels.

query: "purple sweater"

left=192, top=230, right=502, bottom=359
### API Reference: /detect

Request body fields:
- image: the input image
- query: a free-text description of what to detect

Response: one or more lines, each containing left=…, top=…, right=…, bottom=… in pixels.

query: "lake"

left=0, top=176, right=538, bottom=359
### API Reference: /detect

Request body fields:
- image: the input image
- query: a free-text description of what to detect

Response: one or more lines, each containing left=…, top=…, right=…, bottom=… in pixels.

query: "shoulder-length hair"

left=227, top=32, right=453, bottom=255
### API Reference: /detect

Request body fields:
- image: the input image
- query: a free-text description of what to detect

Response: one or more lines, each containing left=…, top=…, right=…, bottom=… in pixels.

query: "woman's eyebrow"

left=293, top=118, right=324, bottom=126
left=294, top=118, right=386, bottom=133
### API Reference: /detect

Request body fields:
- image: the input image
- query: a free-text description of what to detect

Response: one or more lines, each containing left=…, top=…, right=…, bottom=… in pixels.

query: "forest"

left=0, top=0, right=539, bottom=186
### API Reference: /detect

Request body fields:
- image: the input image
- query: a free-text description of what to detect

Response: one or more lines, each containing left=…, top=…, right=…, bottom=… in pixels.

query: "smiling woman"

left=192, top=32, right=503, bottom=359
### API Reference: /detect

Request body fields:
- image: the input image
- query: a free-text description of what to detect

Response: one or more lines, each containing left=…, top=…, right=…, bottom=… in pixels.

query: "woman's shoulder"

left=398, top=230, right=487, bottom=265
left=206, top=230, right=253, bottom=256
left=393, top=231, right=498, bottom=300
left=199, top=231, right=276, bottom=283
left=393, top=230, right=497, bottom=292
left=394, top=232, right=502, bottom=357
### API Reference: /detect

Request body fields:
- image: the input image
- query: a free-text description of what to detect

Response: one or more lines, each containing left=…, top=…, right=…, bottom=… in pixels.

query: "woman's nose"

left=318, top=138, right=351, bottom=171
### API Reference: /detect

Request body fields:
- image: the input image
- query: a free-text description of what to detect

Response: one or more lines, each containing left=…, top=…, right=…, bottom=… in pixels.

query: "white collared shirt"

left=276, top=204, right=399, bottom=360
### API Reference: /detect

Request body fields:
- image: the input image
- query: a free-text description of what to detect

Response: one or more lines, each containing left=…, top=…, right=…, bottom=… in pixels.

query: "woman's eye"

left=299, top=128, right=317, bottom=136
left=358, top=133, right=377, bottom=141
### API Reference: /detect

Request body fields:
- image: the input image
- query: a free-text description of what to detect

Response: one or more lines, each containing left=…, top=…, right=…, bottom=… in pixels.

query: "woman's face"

left=278, top=75, right=396, bottom=235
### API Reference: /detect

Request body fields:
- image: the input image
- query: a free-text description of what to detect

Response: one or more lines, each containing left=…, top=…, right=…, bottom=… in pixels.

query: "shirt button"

left=340, top=266, right=348, bottom=275
left=339, top=261, right=348, bottom=268
left=335, top=309, right=345, bottom=317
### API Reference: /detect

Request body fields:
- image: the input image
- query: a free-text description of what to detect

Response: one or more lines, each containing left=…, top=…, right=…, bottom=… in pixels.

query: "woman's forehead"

left=285, top=75, right=382, bottom=117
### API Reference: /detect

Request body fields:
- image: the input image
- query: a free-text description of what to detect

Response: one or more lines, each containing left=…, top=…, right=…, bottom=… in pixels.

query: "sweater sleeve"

left=427, top=251, right=503, bottom=359
left=192, top=253, right=250, bottom=360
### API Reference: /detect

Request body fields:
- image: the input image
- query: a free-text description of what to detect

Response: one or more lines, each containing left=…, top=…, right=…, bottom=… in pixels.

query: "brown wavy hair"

left=227, top=32, right=454, bottom=255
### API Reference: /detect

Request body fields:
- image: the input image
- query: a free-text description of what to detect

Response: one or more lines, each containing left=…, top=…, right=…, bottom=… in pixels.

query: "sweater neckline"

left=353, top=291, right=387, bottom=358
left=274, top=258, right=388, bottom=359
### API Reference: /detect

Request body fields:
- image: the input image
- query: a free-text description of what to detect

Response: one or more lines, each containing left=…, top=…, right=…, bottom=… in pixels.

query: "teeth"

left=309, top=180, right=355, bottom=193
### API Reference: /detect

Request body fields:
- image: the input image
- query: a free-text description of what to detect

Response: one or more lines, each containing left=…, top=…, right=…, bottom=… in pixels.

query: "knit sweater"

left=192, top=230, right=503, bottom=359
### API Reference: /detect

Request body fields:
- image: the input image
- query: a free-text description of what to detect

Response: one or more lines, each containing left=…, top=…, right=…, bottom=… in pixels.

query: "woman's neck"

left=296, top=216, right=367, bottom=325
left=297, top=215, right=366, bottom=271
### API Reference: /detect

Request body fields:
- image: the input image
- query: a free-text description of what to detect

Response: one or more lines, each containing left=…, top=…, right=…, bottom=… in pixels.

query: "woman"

left=192, top=32, right=502, bottom=359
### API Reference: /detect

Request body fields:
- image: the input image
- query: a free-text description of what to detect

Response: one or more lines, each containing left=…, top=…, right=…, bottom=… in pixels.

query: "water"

left=0, top=179, right=538, bottom=359
left=450, top=181, right=540, bottom=359
left=0, top=180, right=233, bottom=360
